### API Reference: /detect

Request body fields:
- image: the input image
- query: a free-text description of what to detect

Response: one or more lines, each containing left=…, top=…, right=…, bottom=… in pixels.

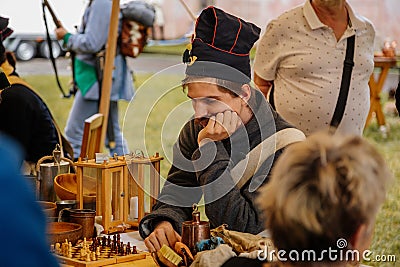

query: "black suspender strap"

left=330, top=35, right=355, bottom=130
left=42, top=1, right=71, bottom=98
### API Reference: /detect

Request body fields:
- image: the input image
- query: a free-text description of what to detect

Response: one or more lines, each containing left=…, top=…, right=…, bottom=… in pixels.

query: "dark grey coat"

left=139, top=90, right=295, bottom=238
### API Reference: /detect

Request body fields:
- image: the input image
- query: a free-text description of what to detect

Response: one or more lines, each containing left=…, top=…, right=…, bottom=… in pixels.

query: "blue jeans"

left=65, top=90, right=129, bottom=159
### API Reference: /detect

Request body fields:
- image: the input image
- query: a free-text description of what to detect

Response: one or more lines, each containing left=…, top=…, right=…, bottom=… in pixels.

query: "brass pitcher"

left=181, top=204, right=210, bottom=255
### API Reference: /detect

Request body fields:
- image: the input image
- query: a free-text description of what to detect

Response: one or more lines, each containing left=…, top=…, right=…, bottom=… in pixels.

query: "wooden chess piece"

left=67, top=244, right=73, bottom=259
left=126, top=242, right=131, bottom=254
left=85, top=252, right=91, bottom=261
left=96, top=246, right=101, bottom=257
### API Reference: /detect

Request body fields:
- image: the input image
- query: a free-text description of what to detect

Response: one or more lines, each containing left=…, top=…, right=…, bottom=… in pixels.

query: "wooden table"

left=365, top=57, right=397, bottom=129
left=60, top=254, right=157, bottom=267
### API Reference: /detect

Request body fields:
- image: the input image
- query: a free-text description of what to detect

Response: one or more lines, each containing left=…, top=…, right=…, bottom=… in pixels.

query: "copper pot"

left=181, top=204, right=210, bottom=255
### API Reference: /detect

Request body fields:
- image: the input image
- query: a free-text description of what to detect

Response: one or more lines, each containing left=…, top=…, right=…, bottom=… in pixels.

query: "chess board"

left=52, top=235, right=147, bottom=267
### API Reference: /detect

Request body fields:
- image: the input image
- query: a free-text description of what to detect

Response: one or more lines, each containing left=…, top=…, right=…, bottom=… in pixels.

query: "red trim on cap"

left=212, top=7, right=218, bottom=46
left=230, top=18, right=242, bottom=53
left=193, top=15, right=200, bottom=41
left=195, top=38, right=249, bottom=56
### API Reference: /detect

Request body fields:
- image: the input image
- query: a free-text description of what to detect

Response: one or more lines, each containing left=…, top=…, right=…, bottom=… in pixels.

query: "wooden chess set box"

left=51, top=235, right=147, bottom=267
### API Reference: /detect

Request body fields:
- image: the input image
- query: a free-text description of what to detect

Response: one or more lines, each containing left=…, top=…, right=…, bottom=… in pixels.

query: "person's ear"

left=239, top=84, right=251, bottom=103
left=350, top=223, right=373, bottom=252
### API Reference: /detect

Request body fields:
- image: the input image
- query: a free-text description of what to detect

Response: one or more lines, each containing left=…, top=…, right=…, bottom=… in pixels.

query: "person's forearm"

left=254, top=72, right=273, bottom=98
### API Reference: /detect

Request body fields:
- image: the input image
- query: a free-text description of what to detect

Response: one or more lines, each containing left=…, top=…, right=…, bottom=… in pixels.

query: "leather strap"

left=231, top=128, right=306, bottom=189
left=42, top=1, right=72, bottom=98
left=330, top=35, right=355, bottom=130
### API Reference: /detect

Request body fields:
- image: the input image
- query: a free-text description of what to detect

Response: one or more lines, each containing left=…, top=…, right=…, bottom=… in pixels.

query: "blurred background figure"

left=395, top=79, right=400, bottom=116
left=0, top=134, right=59, bottom=267
left=253, top=0, right=375, bottom=136
left=0, top=16, right=73, bottom=173
left=383, top=88, right=399, bottom=117
left=55, top=0, right=134, bottom=159
left=146, top=0, right=165, bottom=40
left=223, top=131, right=391, bottom=267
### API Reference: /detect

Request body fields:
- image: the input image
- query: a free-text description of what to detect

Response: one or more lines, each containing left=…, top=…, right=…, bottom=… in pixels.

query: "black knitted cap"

left=183, top=6, right=260, bottom=84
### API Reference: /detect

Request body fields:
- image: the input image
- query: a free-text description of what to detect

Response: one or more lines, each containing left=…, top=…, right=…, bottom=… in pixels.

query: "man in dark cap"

left=0, top=16, right=73, bottom=170
left=139, top=6, right=305, bottom=252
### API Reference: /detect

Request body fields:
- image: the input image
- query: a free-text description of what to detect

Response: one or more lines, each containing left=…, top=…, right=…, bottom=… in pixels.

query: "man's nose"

left=193, top=100, right=208, bottom=118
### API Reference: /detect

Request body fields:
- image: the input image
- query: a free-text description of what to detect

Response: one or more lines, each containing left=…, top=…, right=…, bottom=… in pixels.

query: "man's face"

left=313, top=0, right=341, bottom=7
left=186, top=82, right=244, bottom=128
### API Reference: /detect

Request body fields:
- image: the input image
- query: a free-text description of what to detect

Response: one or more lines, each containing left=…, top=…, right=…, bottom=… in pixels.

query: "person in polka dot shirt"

left=253, top=0, right=375, bottom=136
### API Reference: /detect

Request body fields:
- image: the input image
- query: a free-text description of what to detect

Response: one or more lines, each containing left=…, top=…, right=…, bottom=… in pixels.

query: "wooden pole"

left=178, top=0, right=197, bottom=21
left=98, top=0, right=120, bottom=152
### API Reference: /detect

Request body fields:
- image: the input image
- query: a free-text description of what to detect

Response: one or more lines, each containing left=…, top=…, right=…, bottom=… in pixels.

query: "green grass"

left=363, top=117, right=400, bottom=265
left=144, top=44, right=188, bottom=55
left=142, top=43, right=257, bottom=59
left=24, top=74, right=400, bottom=266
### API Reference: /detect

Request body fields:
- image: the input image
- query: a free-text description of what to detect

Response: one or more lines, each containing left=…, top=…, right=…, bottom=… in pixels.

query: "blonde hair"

left=257, top=131, right=391, bottom=254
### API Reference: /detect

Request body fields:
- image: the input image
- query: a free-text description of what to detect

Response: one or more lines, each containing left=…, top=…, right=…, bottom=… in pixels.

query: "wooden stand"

left=75, top=157, right=128, bottom=234
left=125, top=153, right=164, bottom=227
left=74, top=154, right=163, bottom=233
left=365, top=57, right=397, bottom=129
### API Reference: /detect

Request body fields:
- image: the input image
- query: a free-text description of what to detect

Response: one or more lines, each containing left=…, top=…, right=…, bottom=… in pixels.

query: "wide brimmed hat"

left=183, top=6, right=260, bottom=84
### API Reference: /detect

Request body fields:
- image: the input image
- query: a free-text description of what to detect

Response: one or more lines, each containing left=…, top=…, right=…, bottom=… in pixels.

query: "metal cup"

left=181, top=204, right=210, bottom=255
left=56, top=200, right=78, bottom=222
